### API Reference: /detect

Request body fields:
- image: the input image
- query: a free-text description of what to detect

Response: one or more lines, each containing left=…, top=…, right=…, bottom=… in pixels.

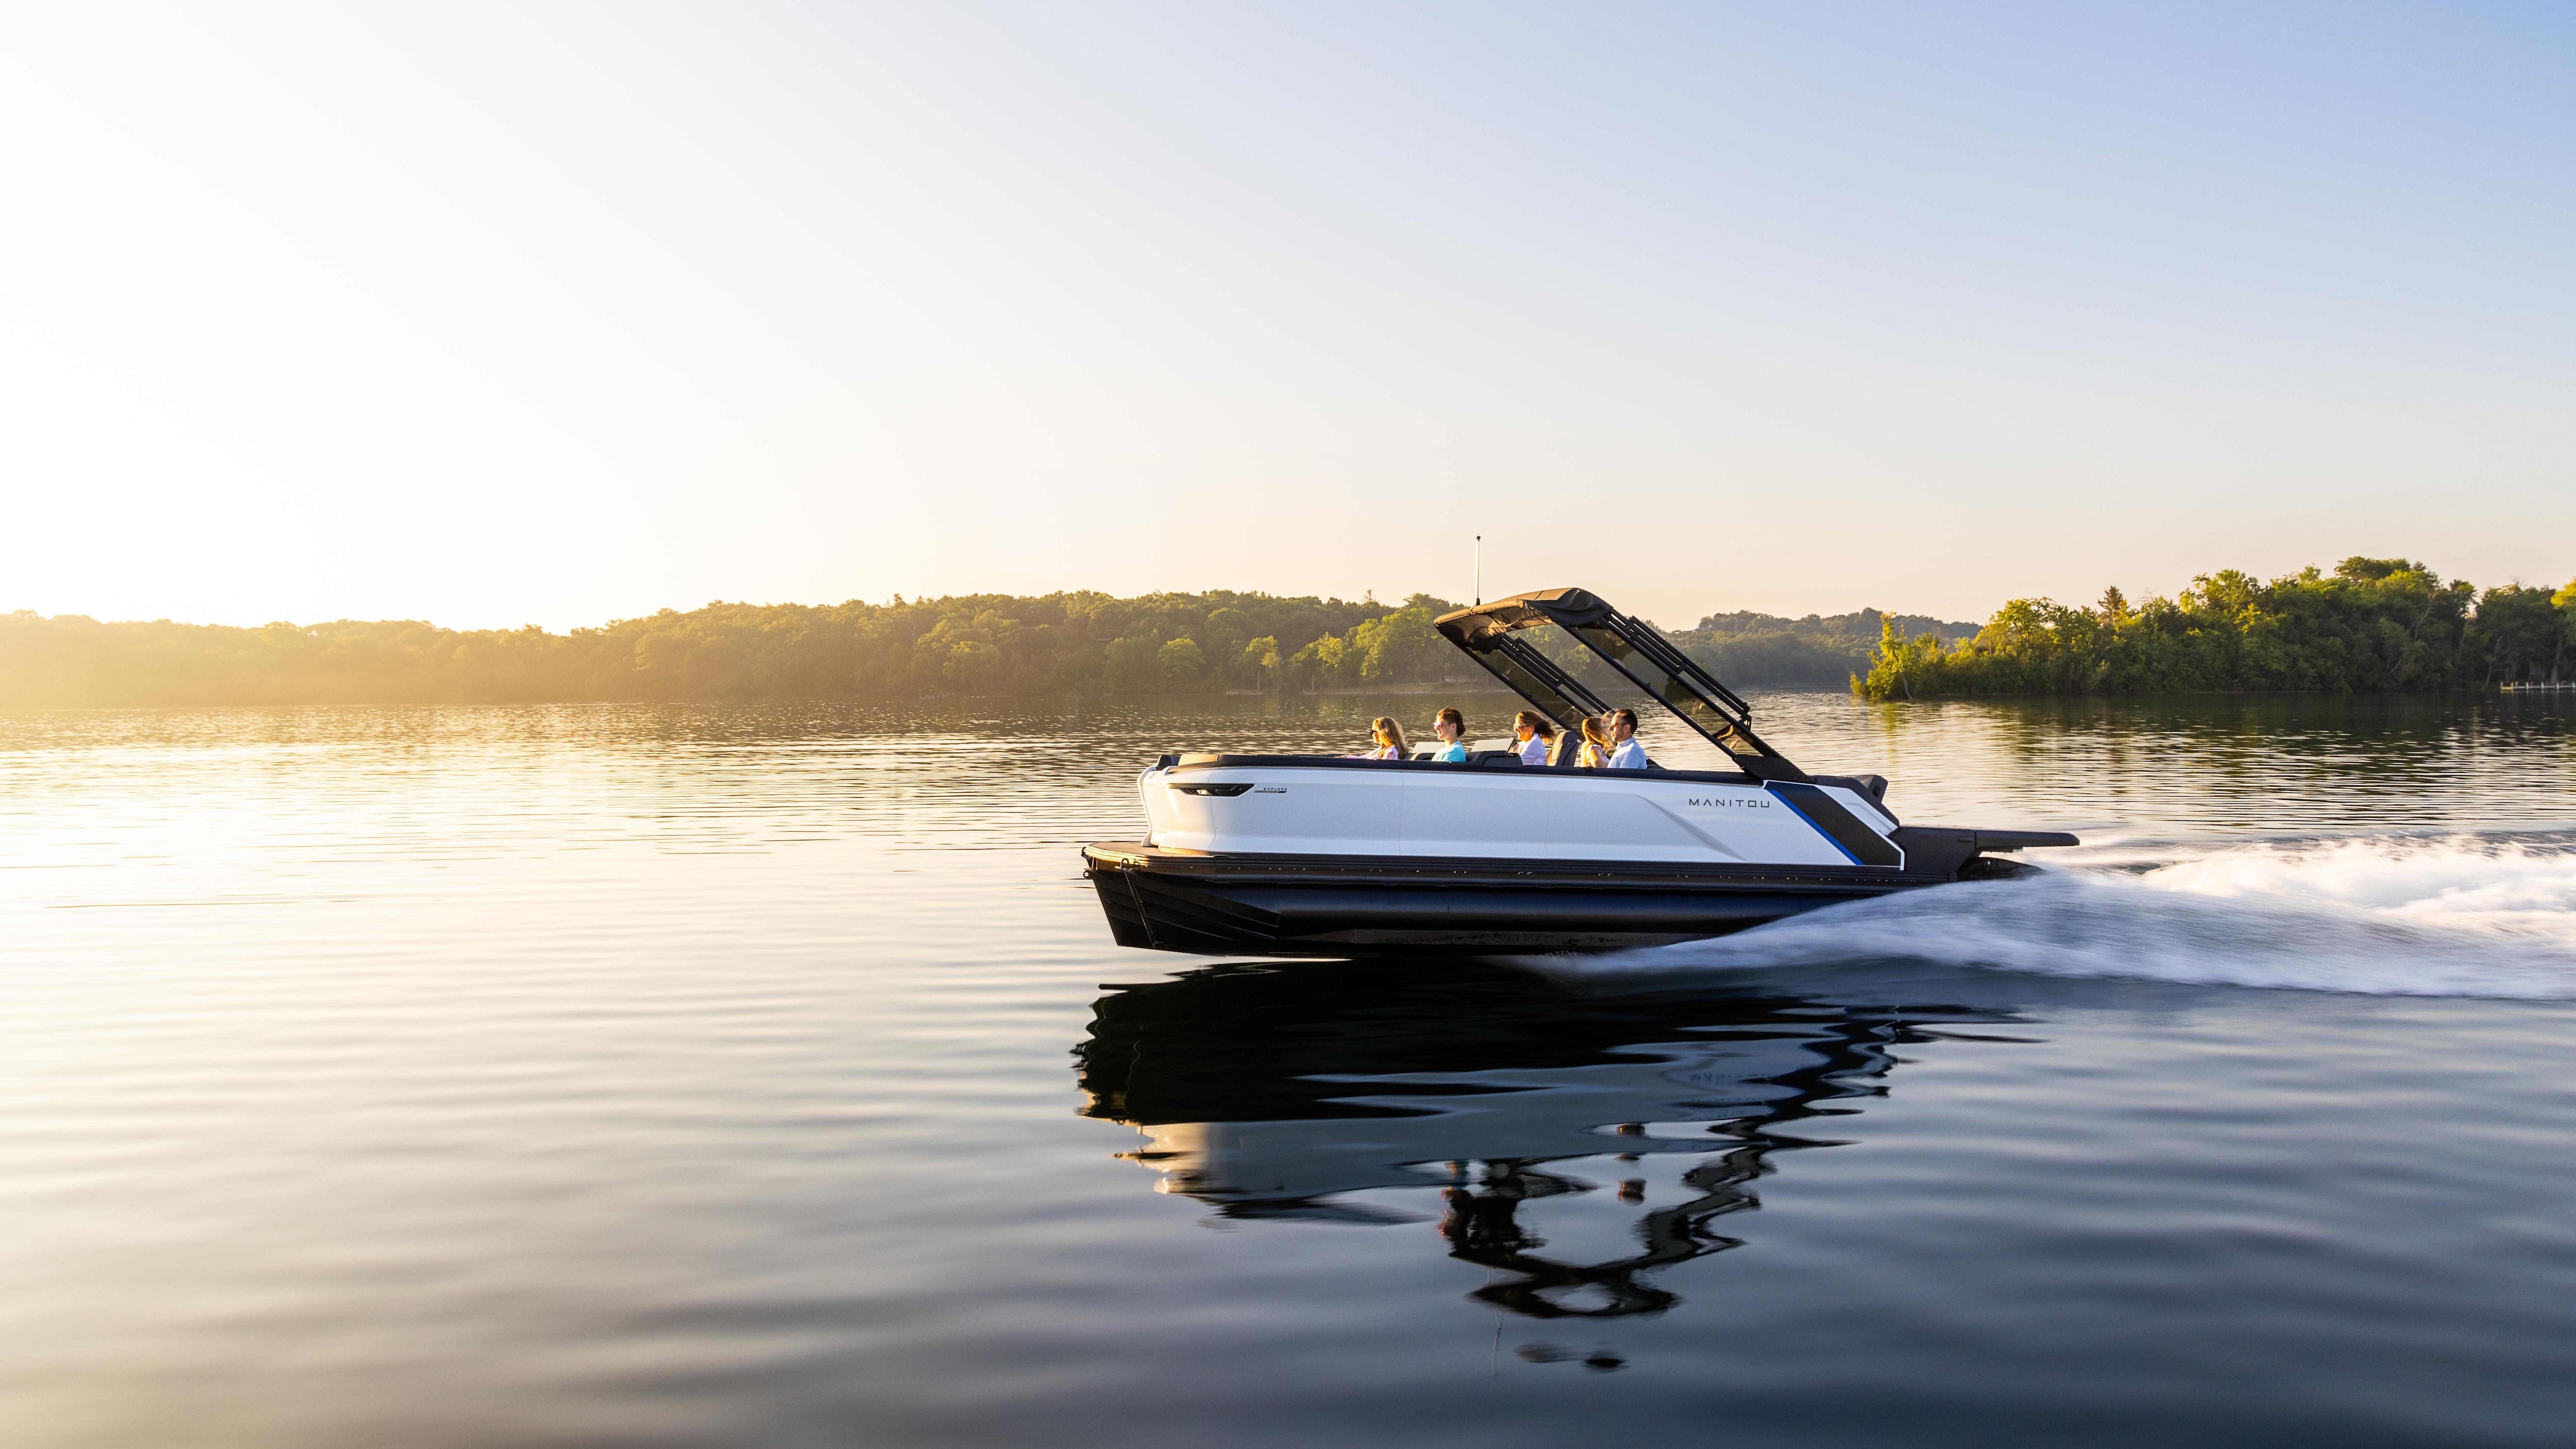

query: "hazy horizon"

left=6, top=587, right=1982, bottom=641
left=7, top=2, right=2573, bottom=631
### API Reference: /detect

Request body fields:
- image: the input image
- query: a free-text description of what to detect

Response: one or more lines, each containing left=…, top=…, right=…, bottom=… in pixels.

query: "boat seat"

left=1466, top=750, right=1522, bottom=766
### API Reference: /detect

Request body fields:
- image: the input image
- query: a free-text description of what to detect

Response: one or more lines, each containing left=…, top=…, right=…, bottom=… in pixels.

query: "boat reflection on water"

left=1075, top=959, right=2024, bottom=1320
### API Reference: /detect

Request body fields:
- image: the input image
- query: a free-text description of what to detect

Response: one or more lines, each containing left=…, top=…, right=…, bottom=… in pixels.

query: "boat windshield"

left=1458, top=633, right=1613, bottom=736
left=1432, top=588, right=1807, bottom=782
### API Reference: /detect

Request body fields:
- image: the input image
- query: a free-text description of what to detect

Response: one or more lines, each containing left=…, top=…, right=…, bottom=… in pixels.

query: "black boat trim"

left=1082, top=843, right=1951, bottom=890
left=1084, top=843, right=1944, bottom=957
left=1766, top=781, right=1905, bottom=868
left=1970, top=829, right=2081, bottom=852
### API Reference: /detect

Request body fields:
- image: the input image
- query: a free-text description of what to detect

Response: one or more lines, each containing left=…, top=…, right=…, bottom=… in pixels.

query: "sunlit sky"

left=5, top=3, right=2571, bottom=631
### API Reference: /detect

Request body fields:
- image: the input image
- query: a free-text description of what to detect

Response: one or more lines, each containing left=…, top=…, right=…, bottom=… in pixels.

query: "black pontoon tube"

left=1433, top=587, right=1808, bottom=783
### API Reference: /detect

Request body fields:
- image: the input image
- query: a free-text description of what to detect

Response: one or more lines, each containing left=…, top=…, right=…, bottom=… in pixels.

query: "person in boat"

left=1572, top=715, right=1614, bottom=768
left=1427, top=706, right=1469, bottom=762
left=1510, top=710, right=1557, bottom=766
left=1606, top=708, right=1650, bottom=769
left=1346, top=716, right=1408, bottom=760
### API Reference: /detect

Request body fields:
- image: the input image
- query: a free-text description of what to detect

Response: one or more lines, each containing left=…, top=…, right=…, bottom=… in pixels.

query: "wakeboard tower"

left=1082, top=586, right=2073, bottom=955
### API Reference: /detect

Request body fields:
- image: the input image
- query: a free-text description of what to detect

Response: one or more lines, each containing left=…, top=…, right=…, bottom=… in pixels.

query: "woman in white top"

left=1511, top=710, right=1557, bottom=766
left=1346, top=716, right=1409, bottom=760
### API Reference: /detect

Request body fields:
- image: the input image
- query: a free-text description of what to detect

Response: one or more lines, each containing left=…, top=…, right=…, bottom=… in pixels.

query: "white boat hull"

left=1139, top=756, right=1901, bottom=868
left=1086, top=754, right=2069, bottom=956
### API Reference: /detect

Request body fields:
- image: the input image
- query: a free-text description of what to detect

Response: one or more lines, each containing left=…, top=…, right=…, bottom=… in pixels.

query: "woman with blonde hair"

left=1347, top=716, right=1409, bottom=760
left=1573, top=714, right=1614, bottom=768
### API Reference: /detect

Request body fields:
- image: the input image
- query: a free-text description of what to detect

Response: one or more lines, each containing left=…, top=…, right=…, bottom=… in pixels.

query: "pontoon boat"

left=1083, top=587, right=2073, bottom=954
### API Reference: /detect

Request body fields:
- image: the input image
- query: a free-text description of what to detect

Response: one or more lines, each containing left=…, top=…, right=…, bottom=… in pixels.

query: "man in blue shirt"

left=1605, top=709, right=1650, bottom=770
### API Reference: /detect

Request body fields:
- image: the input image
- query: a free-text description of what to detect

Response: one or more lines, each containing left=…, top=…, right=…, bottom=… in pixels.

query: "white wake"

left=1557, top=835, right=2576, bottom=999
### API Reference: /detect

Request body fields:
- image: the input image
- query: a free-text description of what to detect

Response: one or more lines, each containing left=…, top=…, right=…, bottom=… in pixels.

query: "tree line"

left=0, top=591, right=1982, bottom=709
left=0, top=591, right=1400, bottom=707
left=1857, top=558, right=2576, bottom=700
left=1670, top=608, right=1977, bottom=686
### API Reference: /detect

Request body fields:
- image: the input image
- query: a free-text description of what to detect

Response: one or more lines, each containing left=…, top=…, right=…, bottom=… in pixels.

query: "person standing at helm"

left=1606, top=709, right=1650, bottom=770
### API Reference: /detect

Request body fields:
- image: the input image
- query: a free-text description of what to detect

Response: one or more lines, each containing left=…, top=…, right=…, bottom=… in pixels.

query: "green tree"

left=2469, top=584, right=2566, bottom=686
left=1098, top=635, right=1166, bottom=692
left=1155, top=638, right=1208, bottom=689
left=1286, top=634, right=1348, bottom=691
left=1239, top=635, right=1280, bottom=690
left=1672, top=606, right=1981, bottom=687
left=1348, top=605, right=1440, bottom=684
left=1857, top=555, right=2534, bottom=700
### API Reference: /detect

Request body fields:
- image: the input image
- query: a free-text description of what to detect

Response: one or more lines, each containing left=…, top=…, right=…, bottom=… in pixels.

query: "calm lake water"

left=5, top=689, right=2575, bottom=1446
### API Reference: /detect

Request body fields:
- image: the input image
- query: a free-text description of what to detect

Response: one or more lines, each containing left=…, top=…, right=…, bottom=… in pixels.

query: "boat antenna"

left=1473, top=535, right=1481, bottom=606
